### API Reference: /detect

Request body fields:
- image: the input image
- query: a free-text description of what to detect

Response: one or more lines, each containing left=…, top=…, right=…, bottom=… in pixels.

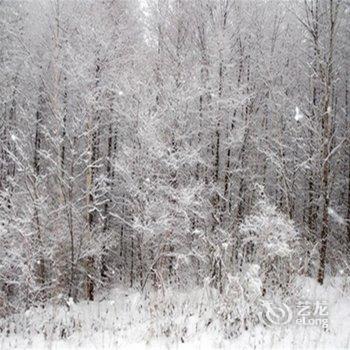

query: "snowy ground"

left=1, top=277, right=349, bottom=350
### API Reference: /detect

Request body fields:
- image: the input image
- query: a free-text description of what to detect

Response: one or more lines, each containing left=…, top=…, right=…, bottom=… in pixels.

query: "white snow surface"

left=1, top=277, right=349, bottom=350
left=294, top=107, right=304, bottom=121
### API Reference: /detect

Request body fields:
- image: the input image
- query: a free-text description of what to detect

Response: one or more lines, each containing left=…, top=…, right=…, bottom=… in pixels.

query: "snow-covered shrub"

left=199, top=263, right=264, bottom=339
left=215, top=264, right=263, bottom=338
left=239, top=188, right=300, bottom=297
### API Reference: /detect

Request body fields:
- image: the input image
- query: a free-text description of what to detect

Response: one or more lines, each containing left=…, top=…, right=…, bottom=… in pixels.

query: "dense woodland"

left=0, top=0, right=349, bottom=316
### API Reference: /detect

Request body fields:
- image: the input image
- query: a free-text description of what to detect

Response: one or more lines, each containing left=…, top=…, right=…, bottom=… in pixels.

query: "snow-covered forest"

left=0, top=0, right=350, bottom=349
